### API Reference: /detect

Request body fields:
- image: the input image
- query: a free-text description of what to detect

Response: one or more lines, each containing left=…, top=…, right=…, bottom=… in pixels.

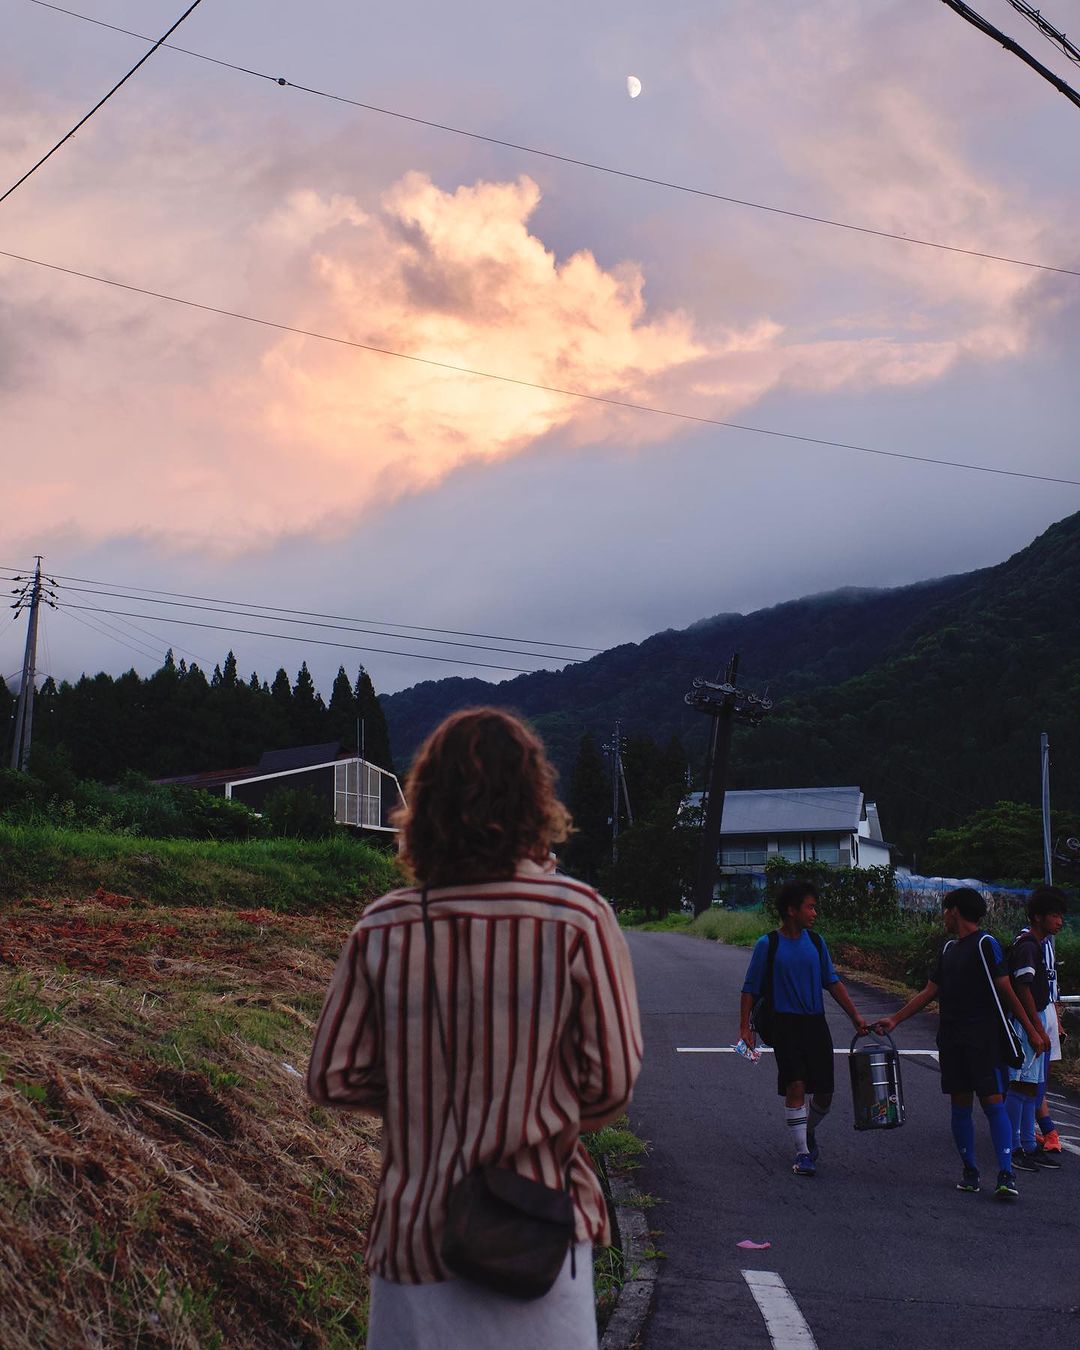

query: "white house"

left=684, top=786, right=891, bottom=874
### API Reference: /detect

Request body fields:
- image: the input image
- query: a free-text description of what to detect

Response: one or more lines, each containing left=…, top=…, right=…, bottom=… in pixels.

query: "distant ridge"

left=381, top=513, right=1080, bottom=856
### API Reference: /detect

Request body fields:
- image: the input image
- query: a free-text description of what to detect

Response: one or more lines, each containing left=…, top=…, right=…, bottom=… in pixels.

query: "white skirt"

left=368, top=1243, right=597, bottom=1350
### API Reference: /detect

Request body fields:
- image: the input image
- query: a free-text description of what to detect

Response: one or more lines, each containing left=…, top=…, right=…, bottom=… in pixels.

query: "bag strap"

left=420, top=889, right=468, bottom=1182
left=977, top=931, right=1021, bottom=1060
left=808, top=928, right=826, bottom=977
left=419, top=888, right=572, bottom=1195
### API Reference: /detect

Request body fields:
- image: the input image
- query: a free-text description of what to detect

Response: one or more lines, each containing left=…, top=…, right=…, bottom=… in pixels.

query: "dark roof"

left=256, top=743, right=342, bottom=773
left=154, top=765, right=258, bottom=790
left=684, top=786, right=864, bottom=834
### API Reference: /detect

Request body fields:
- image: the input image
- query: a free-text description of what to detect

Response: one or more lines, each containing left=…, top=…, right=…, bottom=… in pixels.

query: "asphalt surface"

left=624, top=931, right=1080, bottom=1350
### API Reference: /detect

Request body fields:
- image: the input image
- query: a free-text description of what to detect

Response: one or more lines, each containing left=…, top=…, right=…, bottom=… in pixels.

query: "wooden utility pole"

left=685, top=654, right=772, bottom=916
left=10, top=557, right=44, bottom=772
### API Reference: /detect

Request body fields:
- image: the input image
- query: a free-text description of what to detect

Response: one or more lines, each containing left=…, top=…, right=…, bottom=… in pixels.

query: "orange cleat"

left=1039, top=1129, right=1063, bottom=1153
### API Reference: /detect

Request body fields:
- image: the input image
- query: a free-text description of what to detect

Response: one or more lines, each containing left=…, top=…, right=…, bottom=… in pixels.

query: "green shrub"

left=763, top=856, right=899, bottom=929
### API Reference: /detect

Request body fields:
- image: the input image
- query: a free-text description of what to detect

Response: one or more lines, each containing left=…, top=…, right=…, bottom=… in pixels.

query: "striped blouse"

left=307, top=861, right=643, bottom=1285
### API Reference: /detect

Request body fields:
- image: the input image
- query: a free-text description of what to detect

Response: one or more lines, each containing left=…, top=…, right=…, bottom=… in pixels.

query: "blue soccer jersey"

left=742, top=930, right=839, bottom=1015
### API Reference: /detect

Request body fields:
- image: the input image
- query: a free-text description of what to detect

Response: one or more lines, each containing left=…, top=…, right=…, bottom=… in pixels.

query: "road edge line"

left=741, top=1268, right=819, bottom=1349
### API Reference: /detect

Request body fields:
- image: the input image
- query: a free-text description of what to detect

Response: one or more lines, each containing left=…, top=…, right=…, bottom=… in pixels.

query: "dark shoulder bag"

left=420, top=890, right=576, bottom=1301
left=749, top=930, right=780, bottom=1046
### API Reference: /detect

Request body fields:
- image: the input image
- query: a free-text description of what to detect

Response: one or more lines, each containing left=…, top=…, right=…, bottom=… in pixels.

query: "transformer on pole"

left=684, top=654, right=772, bottom=915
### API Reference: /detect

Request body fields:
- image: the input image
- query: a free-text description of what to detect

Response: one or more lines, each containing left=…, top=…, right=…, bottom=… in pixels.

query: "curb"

left=599, top=1171, right=658, bottom=1350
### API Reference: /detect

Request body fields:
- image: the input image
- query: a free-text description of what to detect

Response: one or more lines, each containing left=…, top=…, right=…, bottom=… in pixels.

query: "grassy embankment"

left=1, top=823, right=646, bottom=1346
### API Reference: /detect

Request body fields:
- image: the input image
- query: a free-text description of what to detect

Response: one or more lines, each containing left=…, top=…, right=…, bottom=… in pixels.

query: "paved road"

left=624, top=931, right=1080, bottom=1350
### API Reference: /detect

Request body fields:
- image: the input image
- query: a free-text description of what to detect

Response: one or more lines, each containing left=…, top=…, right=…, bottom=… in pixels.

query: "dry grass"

left=0, top=894, right=381, bottom=1348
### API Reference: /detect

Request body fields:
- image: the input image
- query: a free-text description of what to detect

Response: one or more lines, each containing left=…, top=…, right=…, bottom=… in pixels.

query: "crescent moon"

left=627, top=75, right=642, bottom=98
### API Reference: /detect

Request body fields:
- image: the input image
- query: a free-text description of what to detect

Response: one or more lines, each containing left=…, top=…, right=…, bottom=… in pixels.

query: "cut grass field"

left=1, top=847, right=647, bottom=1344
left=0, top=821, right=402, bottom=913
left=0, top=894, right=380, bottom=1348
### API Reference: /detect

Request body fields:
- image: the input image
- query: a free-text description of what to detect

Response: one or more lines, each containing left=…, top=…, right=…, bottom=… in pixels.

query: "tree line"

left=1, top=652, right=394, bottom=784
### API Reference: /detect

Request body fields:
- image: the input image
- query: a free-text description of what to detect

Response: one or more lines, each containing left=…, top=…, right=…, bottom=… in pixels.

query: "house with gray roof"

left=683, top=786, right=890, bottom=875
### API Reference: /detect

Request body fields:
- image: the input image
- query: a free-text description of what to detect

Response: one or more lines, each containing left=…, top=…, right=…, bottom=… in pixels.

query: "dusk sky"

left=2, top=0, right=1078, bottom=699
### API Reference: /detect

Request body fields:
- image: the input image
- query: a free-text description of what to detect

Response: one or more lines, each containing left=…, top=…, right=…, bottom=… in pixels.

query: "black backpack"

left=750, top=928, right=827, bottom=1046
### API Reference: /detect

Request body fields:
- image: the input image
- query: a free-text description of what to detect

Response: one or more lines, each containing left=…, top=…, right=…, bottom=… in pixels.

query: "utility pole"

left=9, top=558, right=47, bottom=772
left=684, top=654, right=772, bottom=916
left=604, top=720, right=630, bottom=864
left=1040, top=732, right=1053, bottom=885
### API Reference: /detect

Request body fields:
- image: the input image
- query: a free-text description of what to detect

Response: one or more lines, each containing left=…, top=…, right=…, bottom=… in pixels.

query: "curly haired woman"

left=308, top=707, right=642, bottom=1349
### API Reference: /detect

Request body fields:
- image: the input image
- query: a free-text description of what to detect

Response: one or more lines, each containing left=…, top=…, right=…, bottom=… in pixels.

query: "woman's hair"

left=394, top=707, right=571, bottom=886
left=943, top=886, right=987, bottom=922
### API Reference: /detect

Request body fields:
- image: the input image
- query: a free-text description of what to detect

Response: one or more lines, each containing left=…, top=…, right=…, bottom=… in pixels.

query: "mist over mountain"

left=382, top=513, right=1080, bottom=858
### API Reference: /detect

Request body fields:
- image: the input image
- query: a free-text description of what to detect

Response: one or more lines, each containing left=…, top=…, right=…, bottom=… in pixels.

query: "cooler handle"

left=849, top=1029, right=899, bottom=1054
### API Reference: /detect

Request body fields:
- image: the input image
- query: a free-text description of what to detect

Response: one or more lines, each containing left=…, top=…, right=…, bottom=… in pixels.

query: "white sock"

left=807, top=1098, right=830, bottom=1139
left=785, top=1106, right=809, bottom=1154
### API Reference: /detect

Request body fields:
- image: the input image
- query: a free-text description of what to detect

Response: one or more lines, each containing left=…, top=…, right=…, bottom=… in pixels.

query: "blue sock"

left=1005, top=1091, right=1024, bottom=1150
left=1021, top=1097, right=1038, bottom=1154
left=1037, top=1053, right=1050, bottom=1108
left=1040, top=1112, right=1056, bottom=1135
left=950, top=1105, right=976, bottom=1168
left=984, top=1100, right=1014, bottom=1173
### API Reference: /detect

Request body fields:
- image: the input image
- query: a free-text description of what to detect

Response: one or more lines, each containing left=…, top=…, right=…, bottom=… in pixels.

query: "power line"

left=57, top=602, right=165, bottom=665
left=940, top=0, right=1080, bottom=110
left=54, top=602, right=549, bottom=675
left=1006, top=1, right=1080, bottom=68
left=3, top=250, right=1077, bottom=490
left=1, top=0, right=205, bottom=206
left=51, top=582, right=585, bottom=664
left=26, top=0, right=1080, bottom=280
left=19, top=569, right=599, bottom=652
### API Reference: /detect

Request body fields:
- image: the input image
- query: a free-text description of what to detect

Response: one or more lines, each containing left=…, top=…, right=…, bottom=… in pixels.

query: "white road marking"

left=1059, top=1140, right=1080, bottom=1157
left=676, top=1047, right=939, bottom=1058
left=742, top=1269, right=818, bottom=1349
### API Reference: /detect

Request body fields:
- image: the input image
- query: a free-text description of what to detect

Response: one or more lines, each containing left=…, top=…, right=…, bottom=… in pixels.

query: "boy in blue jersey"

left=877, top=888, right=1049, bottom=1200
left=739, top=881, right=869, bottom=1177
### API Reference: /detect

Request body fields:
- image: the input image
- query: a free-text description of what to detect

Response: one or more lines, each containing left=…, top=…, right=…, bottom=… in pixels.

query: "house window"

left=720, top=836, right=768, bottom=866
left=810, top=836, right=840, bottom=864
left=776, top=838, right=802, bottom=862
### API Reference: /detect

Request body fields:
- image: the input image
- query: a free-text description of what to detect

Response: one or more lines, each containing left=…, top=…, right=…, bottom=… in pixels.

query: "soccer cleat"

left=1039, top=1129, right=1063, bottom=1153
left=955, top=1165, right=980, bottom=1193
left=994, top=1170, right=1019, bottom=1200
left=1031, top=1148, right=1062, bottom=1170
left=1010, top=1149, right=1039, bottom=1173
left=792, top=1152, right=816, bottom=1177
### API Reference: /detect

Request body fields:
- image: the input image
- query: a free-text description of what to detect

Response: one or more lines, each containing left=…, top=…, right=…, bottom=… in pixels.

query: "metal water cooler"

left=849, top=1031, right=905, bottom=1131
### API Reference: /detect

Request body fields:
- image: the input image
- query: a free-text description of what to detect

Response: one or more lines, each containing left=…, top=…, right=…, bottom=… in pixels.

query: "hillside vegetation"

left=382, top=512, right=1080, bottom=859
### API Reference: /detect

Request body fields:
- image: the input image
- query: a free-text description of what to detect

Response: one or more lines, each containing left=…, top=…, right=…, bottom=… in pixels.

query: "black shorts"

left=938, top=1034, right=1005, bottom=1098
left=772, top=1013, right=834, bottom=1096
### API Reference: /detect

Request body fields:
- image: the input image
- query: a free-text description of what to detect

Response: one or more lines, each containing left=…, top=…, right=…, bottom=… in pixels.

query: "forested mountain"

left=382, top=513, right=1080, bottom=859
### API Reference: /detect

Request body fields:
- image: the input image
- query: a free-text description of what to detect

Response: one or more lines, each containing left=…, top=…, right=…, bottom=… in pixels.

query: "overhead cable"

left=25, top=568, right=600, bottom=652
left=1005, top=1, right=1080, bottom=67
left=2, top=250, right=1077, bottom=490
left=26, top=0, right=1080, bottom=278
left=53, top=582, right=585, bottom=663
left=55, top=602, right=550, bottom=675
left=940, top=0, right=1080, bottom=110
left=1, top=0, right=205, bottom=206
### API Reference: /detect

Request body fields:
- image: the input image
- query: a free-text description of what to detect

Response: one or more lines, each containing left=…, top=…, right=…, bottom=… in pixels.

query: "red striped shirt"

left=307, top=862, right=643, bottom=1284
